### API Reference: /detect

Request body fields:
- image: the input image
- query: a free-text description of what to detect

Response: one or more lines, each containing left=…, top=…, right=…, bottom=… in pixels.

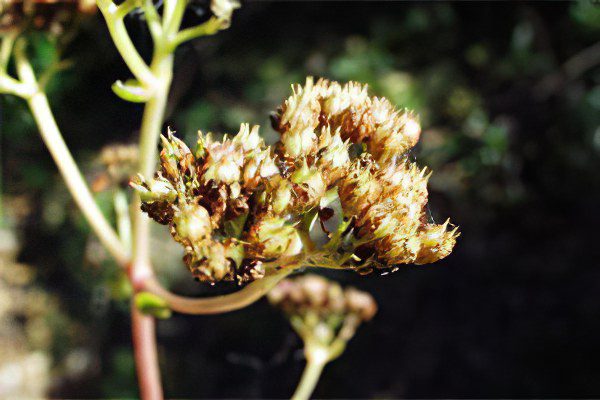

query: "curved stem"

left=96, top=0, right=157, bottom=88
left=169, top=18, right=220, bottom=51
left=25, top=92, right=130, bottom=266
left=132, top=303, right=163, bottom=400
left=114, top=190, right=132, bottom=249
left=292, top=355, right=327, bottom=400
left=143, top=266, right=295, bottom=315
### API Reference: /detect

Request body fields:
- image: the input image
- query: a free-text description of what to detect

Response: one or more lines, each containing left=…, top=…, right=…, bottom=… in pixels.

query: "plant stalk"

left=132, top=303, right=163, bottom=400
left=143, top=266, right=295, bottom=315
left=292, top=352, right=328, bottom=400
left=26, top=91, right=130, bottom=266
left=129, top=52, right=173, bottom=400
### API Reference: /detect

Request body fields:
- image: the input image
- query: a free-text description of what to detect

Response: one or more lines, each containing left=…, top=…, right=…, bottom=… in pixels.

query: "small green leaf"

left=134, top=292, right=172, bottom=319
left=111, top=79, right=150, bottom=103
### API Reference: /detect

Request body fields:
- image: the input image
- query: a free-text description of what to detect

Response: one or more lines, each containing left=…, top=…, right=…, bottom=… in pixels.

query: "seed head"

left=136, top=78, right=458, bottom=284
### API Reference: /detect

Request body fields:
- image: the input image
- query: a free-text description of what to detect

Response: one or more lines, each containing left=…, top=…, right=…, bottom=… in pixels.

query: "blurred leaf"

left=134, top=292, right=172, bottom=319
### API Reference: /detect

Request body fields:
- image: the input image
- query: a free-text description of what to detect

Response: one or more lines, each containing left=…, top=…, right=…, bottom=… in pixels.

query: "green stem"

left=128, top=43, right=174, bottom=400
left=96, top=0, right=157, bottom=88
left=25, top=92, right=130, bottom=266
left=143, top=266, right=295, bottom=315
left=292, top=353, right=328, bottom=400
left=169, top=18, right=221, bottom=51
left=114, top=190, right=132, bottom=250
left=7, top=39, right=130, bottom=266
left=131, top=54, right=173, bottom=279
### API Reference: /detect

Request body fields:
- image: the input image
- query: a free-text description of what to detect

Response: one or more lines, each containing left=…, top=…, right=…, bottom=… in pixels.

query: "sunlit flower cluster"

left=133, top=77, right=458, bottom=283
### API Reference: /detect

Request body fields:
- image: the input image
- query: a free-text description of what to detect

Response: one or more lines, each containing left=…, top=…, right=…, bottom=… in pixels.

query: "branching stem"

left=96, top=0, right=157, bottom=88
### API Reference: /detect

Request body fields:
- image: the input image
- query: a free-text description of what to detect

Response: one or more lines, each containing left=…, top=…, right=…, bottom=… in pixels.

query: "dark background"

left=1, top=1, right=600, bottom=398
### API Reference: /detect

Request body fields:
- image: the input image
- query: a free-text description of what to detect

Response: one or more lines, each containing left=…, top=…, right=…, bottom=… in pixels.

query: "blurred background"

left=1, top=1, right=600, bottom=398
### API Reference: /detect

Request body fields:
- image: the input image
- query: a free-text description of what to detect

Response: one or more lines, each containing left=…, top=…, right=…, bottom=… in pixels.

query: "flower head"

left=135, top=78, right=458, bottom=284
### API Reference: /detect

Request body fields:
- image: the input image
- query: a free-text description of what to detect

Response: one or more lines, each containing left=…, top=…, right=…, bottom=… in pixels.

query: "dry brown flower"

left=134, top=77, right=458, bottom=284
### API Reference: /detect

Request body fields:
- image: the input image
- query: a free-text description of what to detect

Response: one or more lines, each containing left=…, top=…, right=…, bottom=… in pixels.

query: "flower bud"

left=202, top=140, right=244, bottom=184
left=131, top=174, right=177, bottom=203
left=271, top=179, right=294, bottom=215
left=276, top=78, right=322, bottom=157
left=233, top=123, right=262, bottom=152
left=210, top=0, right=240, bottom=29
left=338, top=157, right=382, bottom=216
left=186, top=241, right=231, bottom=282
left=317, top=128, right=350, bottom=184
left=172, top=203, right=212, bottom=243
left=368, top=111, right=421, bottom=162
left=282, top=126, right=318, bottom=158
left=242, top=148, right=279, bottom=189
left=414, top=221, right=460, bottom=264
left=246, top=217, right=303, bottom=259
left=291, top=161, right=327, bottom=209
left=344, top=287, right=377, bottom=321
left=131, top=174, right=177, bottom=225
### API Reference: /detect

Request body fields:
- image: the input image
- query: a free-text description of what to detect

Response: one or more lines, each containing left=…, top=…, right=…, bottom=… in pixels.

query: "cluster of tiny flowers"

left=268, top=274, right=376, bottom=350
left=133, top=77, right=458, bottom=284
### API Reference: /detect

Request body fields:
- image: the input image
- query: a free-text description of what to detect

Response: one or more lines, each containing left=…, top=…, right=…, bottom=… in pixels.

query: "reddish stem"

left=131, top=303, right=164, bottom=400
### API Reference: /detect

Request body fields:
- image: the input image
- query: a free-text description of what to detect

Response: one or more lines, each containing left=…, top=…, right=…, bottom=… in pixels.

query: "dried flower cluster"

left=133, top=77, right=458, bottom=284
left=268, top=274, right=376, bottom=358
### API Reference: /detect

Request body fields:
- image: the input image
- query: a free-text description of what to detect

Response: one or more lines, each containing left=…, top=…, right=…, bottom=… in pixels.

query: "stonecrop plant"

left=0, top=0, right=458, bottom=398
left=134, top=77, right=459, bottom=285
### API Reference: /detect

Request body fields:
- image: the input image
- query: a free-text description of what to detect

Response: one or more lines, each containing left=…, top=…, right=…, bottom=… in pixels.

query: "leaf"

left=134, top=292, right=172, bottom=319
left=111, top=79, right=150, bottom=103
